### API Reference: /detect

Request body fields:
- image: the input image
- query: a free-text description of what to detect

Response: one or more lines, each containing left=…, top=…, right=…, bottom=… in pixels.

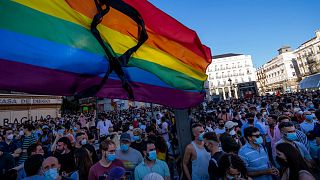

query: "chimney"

left=278, top=46, right=292, bottom=55
left=316, top=29, right=320, bottom=38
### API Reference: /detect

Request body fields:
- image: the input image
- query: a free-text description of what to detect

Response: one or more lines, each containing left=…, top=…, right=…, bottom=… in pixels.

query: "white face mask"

left=7, top=134, right=14, bottom=140
left=19, top=131, right=24, bottom=136
left=81, top=139, right=87, bottom=145
left=129, top=126, right=134, bottom=130
left=229, top=129, right=236, bottom=136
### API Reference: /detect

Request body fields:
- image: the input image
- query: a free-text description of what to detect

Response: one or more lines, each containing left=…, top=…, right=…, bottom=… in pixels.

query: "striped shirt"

left=296, top=130, right=309, bottom=150
left=18, top=134, right=36, bottom=165
left=238, top=143, right=272, bottom=180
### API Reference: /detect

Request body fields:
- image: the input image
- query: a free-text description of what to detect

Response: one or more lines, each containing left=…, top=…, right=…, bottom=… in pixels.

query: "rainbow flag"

left=0, top=0, right=211, bottom=109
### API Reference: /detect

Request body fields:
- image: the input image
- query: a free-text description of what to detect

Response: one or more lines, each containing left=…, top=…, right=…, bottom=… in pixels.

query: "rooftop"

left=212, top=53, right=243, bottom=59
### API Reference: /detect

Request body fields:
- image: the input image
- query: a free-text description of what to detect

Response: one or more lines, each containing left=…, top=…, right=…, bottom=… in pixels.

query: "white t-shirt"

left=160, top=122, right=169, bottom=142
left=97, top=119, right=113, bottom=136
left=214, top=128, right=226, bottom=135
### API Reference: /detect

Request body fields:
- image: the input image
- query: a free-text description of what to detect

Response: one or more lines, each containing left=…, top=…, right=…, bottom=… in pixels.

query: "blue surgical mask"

left=147, top=150, right=157, bottom=161
left=254, top=136, right=263, bottom=145
left=44, top=168, right=59, bottom=180
left=305, top=115, right=313, bottom=121
left=106, top=153, right=116, bottom=162
left=198, top=133, right=204, bottom=141
left=81, top=139, right=87, bottom=145
left=286, top=132, right=297, bottom=141
left=309, top=104, right=314, bottom=108
left=133, top=135, right=140, bottom=141
left=120, top=144, right=129, bottom=152
left=73, top=127, right=78, bottom=131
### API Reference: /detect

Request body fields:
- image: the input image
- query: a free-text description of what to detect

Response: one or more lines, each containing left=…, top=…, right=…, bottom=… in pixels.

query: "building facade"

left=0, top=93, right=62, bottom=126
left=256, top=46, right=299, bottom=94
left=206, top=53, right=256, bottom=99
left=294, top=30, right=320, bottom=78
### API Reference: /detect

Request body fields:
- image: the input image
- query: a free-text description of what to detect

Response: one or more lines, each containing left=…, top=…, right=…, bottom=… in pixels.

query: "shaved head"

left=42, top=156, right=60, bottom=172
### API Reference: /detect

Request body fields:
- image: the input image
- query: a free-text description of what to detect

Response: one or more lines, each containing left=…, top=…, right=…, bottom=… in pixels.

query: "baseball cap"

left=107, top=166, right=125, bottom=180
left=42, top=125, right=49, bottom=130
left=225, top=121, right=238, bottom=129
left=120, top=133, right=131, bottom=142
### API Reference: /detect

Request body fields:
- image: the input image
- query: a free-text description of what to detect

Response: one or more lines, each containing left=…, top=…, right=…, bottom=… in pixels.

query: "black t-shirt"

left=0, top=152, right=15, bottom=178
left=54, top=150, right=76, bottom=174
left=208, top=151, right=225, bottom=180
left=130, top=141, right=144, bottom=155
left=313, top=122, right=320, bottom=137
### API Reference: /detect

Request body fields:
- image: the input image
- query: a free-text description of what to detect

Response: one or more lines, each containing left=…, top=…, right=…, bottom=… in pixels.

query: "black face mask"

left=248, top=119, right=254, bottom=124
left=222, top=111, right=226, bottom=114
left=219, top=124, right=225, bottom=128
left=276, top=156, right=288, bottom=167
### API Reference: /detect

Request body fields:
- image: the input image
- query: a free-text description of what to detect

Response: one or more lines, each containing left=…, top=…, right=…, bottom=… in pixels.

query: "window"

left=223, top=81, right=226, bottom=85
left=290, top=64, right=294, bottom=68
left=235, top=78, right=238, bottom=83
left=292, top=72, right=296, bottom=76
left=248, top=77, right=251, bottom=82
left=247, top=69, right=250, bottom=74
left=217, top=81, right=220, bottom=86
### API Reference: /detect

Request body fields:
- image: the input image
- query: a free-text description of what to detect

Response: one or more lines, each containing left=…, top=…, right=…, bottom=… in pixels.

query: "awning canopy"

left=299, top=73, right=320, bottom=89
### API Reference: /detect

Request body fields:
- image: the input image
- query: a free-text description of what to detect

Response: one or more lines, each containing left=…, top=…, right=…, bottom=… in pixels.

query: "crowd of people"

left=0, top=91, right=320, bottom=180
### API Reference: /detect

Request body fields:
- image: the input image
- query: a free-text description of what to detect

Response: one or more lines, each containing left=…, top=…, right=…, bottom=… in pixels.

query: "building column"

left=222, top=88, right=226, bottom=100
left=228, top=86, right=231, bottom=98
left=215, top=88, right=219, bottom=95
left=235, top=87, right=238, bottom=99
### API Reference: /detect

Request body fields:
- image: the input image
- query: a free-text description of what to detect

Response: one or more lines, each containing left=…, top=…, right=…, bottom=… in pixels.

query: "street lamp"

left=228, top=78, right=232, bottom=86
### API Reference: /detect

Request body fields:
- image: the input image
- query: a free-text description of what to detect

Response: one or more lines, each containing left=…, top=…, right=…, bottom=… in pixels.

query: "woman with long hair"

left=71, top=147, right=93, bottom=180
left=218, top=153, right=251, bottom=180
left=276, top=142, right=315, bottom=180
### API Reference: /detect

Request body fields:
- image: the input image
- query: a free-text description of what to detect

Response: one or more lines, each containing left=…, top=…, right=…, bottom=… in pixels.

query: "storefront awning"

left=299, top=73, right=320, bottom=89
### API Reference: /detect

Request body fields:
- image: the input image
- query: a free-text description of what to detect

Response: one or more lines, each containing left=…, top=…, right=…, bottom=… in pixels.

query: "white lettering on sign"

left=0, top=98, right=62, bottom=105
left=0, top=98, right=18, bottom=104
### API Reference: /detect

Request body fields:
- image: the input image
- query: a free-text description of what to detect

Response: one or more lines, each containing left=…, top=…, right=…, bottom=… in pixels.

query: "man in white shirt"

left=97, top=115, right=113, bottom=139
left=214, top=119, right=225, bottom=135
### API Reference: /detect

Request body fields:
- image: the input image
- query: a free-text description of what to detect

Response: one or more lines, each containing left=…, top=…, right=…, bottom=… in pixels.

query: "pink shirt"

left=266, top=124, right=281, bottom=157
left=88, top=159, right=124, bottom=180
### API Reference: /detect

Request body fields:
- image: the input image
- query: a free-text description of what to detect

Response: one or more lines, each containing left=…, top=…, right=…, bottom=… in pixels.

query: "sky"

left=148, top=0, right=320, bottom=68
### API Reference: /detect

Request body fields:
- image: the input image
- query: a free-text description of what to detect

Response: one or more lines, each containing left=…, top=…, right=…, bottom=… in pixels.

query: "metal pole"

left=174, top=109, right=191, bottom=157
left=151, top=103, right=154, bottom=118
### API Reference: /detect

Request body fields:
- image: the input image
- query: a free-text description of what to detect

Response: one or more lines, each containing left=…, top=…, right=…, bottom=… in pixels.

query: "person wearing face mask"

left=214, top=119, right=226, bottom=136
left=241, top=113, right=266, bottom=137
left=74, top=132, right=98, bottom=164
left=134, top=141, right=170, bottom=180
left=238, top=127, right=279, bottom=180
left=275, top=143, right=315, bottom=180
left=275, top=122, right=313, bottom=162
left=88, top=140, right=124, bottom=180
left=96, top=115, right=113, bottom=141
left=38, top=125, right=53, bottom=156
left=203, top=132, right=225, bottom=180
left=300, top=111, right=317, bottom=134
left=0, top=128, right=21, bottom=158
left=53, top=137, right=76, bottom=175
left=18, top=124, right=37, bottom=165
left=218, top=153, right=251, bottom=180
left=130, top=128, right=144, bottom=155
left=220, top=121, right=241, bottom=154
left=232, top=111, right=243, bottom=128
left=183, top=123, right=210, bottom=180
left=42, top=156, right=72, bottom=180
left=116, top=133, right=143, bottom=179
left=218, top=108, right=232, bottom=122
